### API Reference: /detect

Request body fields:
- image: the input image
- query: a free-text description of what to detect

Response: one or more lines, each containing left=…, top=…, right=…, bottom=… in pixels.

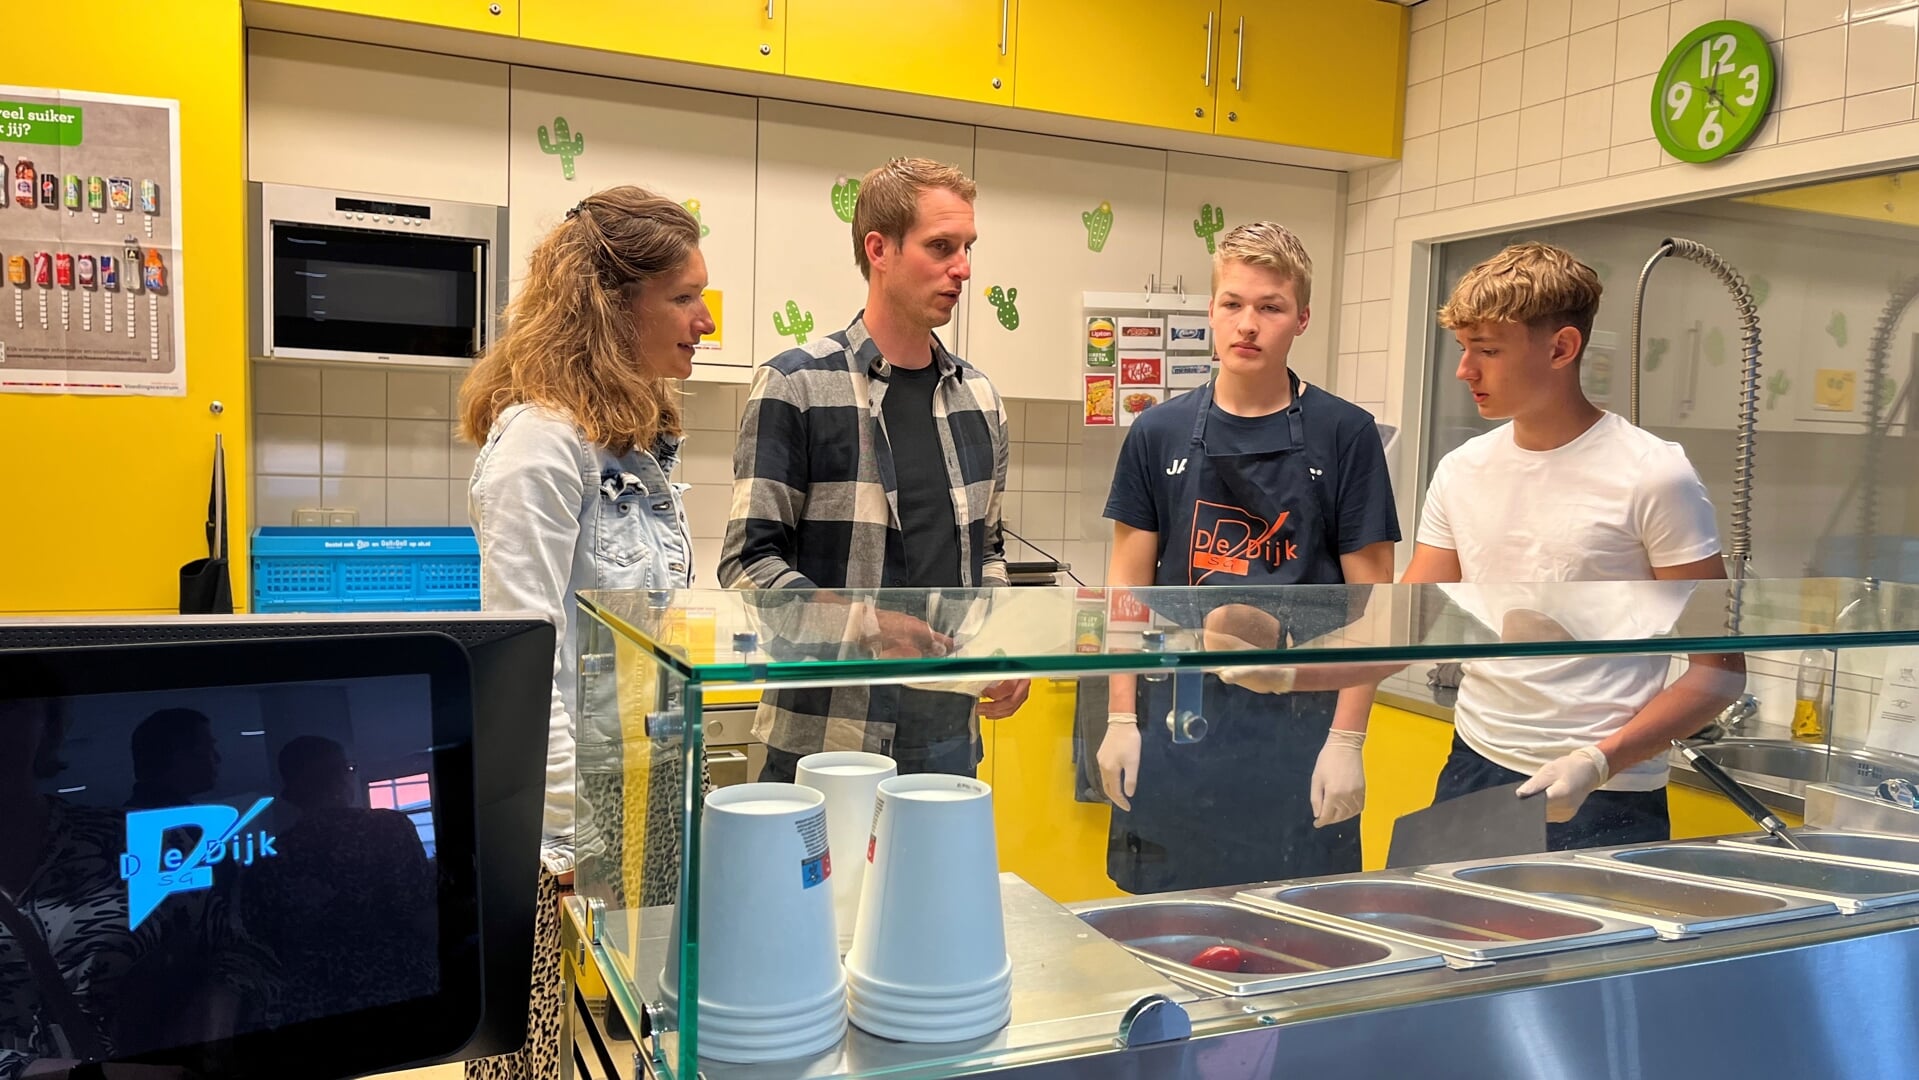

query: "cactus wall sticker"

left=773, top=299, right=814, bottom=345
left=1704, top=326, right=1727, bottom=367
left=538, top=116, right=585, bottom=180
left=831, top=176, right=861, bottom=223
left=683, top=199, right=710, bottom=238
left=1748, top=274, right=1770, bottom=308
left=1766, top=371, right=1791, bottom=410
left=1194, top=203, right=1226, bottom=254
left=1827, top=310, right=1849, bottom=347
left=1644, top=337, right=1670, bottom=372
left=984, top=285, right=1020, bottom=330
left=1083, top=201, right=1114, bottom=252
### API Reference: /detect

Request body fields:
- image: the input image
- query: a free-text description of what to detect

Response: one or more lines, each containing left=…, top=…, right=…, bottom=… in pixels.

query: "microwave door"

left=266, top=223, right=484, bottom=368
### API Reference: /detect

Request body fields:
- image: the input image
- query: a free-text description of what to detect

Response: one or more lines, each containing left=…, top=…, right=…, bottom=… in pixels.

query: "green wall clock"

left=1651, top=20, right=1777, bottom=164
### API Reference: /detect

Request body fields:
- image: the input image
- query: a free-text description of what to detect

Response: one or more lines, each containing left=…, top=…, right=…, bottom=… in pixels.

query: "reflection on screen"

left=0, top=675, right=441, bottom=1073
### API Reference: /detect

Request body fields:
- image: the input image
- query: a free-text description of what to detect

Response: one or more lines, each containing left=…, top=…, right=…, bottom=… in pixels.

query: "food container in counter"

left=1585, top=843, right=1919, bottom=914
left=1073, top=898, right=1445, bottom=996
left=1237, top=875, right=1653, bottom=964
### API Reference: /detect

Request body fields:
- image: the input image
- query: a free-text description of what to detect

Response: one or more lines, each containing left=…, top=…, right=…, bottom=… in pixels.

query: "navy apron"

left=1107, top=374, right=1362, bottom=894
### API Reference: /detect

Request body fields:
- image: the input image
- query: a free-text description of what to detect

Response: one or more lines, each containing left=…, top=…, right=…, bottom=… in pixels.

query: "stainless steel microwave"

left=250, top=182, right=507, bottom=368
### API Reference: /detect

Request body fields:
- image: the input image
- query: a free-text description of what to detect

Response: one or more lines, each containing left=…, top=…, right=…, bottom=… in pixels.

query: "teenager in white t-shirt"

left=1217, top=242, right=1745, bottom=849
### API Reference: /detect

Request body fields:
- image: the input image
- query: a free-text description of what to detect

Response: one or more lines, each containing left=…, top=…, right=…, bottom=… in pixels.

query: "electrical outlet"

left=326, top=508, right=359, bottom=527
left=293, top=508, right=326, bottom=527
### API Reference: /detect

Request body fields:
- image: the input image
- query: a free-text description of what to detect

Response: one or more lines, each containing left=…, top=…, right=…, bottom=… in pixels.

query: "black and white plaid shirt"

left=717, top=312, right=1012, bottom=757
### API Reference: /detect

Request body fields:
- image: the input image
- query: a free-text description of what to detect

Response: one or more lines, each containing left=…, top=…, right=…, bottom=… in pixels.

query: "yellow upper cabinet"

left=521, top=1, right=785, bottom=73
left=1014, top=0, right=1219, bottom=134
left=786, top=0, right=1017, bottom=104
left=254, top=0, right=520, bottom=35
left=1214, top=0, right=1406, bottom=157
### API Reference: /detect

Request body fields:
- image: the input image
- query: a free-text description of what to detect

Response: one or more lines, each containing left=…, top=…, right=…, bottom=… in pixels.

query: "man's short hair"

left=1211, top=221, right=1314, bottom=307
left=130, top=708, right=212, bottom=780
left=850, top=157, right=978, bottom=280
left=1438, top=241, right=1603, bottom=357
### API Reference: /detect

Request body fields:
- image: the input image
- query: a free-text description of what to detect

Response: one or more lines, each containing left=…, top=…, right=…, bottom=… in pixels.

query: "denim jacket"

left=469, top=404, right=692, bottom=869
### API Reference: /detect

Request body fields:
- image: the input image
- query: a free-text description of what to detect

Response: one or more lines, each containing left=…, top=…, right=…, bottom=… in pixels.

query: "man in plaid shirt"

left=718, top=158, right=1030, bottom=782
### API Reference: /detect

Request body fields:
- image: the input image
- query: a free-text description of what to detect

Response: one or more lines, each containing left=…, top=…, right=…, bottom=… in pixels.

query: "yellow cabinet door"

left=1014, top=0, right=1220, bottom=134
left=521, top=1, right=784, bottom=74
left=253, top=0, right=519, bottom=35
left=786, top=0, right=1016, bottom=105
left=1214, top=0, right=1406, bottom=157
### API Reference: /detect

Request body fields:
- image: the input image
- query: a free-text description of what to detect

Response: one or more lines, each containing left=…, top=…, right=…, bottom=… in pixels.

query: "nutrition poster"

left=0, top=85, right=184, bottom=395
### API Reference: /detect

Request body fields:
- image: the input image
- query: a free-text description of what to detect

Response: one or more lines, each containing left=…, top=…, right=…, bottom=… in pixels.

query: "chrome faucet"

left=1695, top=692, right=1760, bottom=743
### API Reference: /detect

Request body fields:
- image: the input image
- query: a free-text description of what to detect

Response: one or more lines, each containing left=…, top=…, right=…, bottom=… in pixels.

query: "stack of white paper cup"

left=658, top=783, right=845, bottom=1063
left=794, top=751, right=898, bottom=952
left=844, top=774, right=1012, bottom=1043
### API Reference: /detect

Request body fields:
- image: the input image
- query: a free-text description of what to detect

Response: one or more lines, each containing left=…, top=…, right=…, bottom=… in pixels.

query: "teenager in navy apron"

left=1107, top=374, right=1366, bottom=894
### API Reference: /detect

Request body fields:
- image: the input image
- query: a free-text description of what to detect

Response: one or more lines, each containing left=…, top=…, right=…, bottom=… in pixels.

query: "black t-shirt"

left=881, top=362, right=961, bottom=588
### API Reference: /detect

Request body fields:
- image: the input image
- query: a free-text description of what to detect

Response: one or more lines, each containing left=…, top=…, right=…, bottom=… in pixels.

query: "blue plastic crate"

left=251, top=527, right=481, bottom=613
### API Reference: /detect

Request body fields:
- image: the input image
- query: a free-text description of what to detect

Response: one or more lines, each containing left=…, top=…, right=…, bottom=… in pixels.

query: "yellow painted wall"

left=2, top=7, right=249, bottom=615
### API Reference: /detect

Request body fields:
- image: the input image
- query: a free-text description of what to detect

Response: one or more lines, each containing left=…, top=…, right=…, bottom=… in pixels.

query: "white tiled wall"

left=252, top=364, right=479, bottom=530
left=1341, top=0, right=1919, bottom=428
left=676, top=386, right=1113, bottom=589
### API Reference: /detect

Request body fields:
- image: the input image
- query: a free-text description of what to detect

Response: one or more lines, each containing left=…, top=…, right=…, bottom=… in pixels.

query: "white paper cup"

left=794, top=751, right=898, bottom=951
left=845, top=773, right=1009, bottom=1041
left=845, top=985, right=1011, bottom=1044
left=845, top=962, right=1010, bottom=1012
left=657, top=782, right=845, bottom=1061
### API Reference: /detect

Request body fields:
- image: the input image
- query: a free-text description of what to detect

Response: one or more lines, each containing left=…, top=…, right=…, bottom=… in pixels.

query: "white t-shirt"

left=1418, top=412, right=1720, bottom=790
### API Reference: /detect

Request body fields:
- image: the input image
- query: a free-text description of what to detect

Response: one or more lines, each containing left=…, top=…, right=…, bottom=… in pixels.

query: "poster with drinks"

left=0, top=85, right=183, bottom=395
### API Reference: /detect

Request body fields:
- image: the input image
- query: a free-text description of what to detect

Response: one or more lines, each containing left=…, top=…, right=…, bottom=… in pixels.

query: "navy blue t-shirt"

left=1104, top=382, right=1401, bottom=576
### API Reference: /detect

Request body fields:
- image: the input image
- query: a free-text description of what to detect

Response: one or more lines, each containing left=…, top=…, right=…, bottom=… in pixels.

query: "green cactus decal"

left=1748, top=274, right=1770, bottom=308
left=1876, top=375, right=1900, bottom=413
left=1827, top=310, right=1848, bottom=347
left=1194, top=203, right=1226, bottom=254
left=984, top=285, right=1020, bottom=331
left=1083, top=200, right=1114, bottom=252
left=537, top=116, right=585, bottom=181
left=831, top=176, right=860, bottom=223
left=772, top=299, right=814, bottom=345
left=1645, top=337, right=1670, bottom=372
left=1704, top=326, right=1727, bottom=367
left=1766, top=371, right=1791, bottom=410
left=683, top=199, right=710, bottom=238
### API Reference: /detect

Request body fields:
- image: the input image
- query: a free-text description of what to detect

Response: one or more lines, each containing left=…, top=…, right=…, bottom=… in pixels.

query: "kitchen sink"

left=1072, top=899, right=1444, bottom=996
left=1682, top=739, right=1919, bottom=790
left=1420, top=855, right=1834, bottom=939
left=1236, top=877, right=1653, bottom=963
left=1586, top=843, right=1919, bottom=913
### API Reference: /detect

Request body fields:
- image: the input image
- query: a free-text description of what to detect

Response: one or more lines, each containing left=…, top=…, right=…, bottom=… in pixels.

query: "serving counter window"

left=566, top=578, right=1919, bottom=1080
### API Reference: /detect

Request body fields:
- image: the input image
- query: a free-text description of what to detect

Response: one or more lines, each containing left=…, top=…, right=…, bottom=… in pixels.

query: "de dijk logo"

left=119, top=798, right=280, bottom=930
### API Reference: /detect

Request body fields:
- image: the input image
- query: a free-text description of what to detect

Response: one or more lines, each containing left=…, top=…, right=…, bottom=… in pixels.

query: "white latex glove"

left=1098, top=717, right=1142, bottom=811
left=1310, top=729, right=1367, bottom=828
left=1215, top=664, right=1298, bottom=696
left=1515, top=745, right=1610, bottom=823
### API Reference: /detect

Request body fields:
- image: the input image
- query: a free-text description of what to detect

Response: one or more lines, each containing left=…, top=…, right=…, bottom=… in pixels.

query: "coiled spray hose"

left=1629, top=237, right=1763, bottom=630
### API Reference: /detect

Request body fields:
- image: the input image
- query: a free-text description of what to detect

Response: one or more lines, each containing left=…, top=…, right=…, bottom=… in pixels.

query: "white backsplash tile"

left=1484, top=0, right=1531, bottom=57
left=388, top=371, right=453, bottom=420
left=322, top=416, right=388, bottom=478
left=1441, top=68, right=1484, bottom=127
left=1781, top=26, right=1850, bottom=108
left=1024, top=442, right=1069, bottom=491
left=253, top=364, right=322, bottom=416
left=1522, top=38, right=1572, bottom=106
left=1526, top=0, right=1574, bottom=44
left=255, top=474, right=322, bottom=529
left=1566, top=23, right=1620, bottom=94
left=387, top=478, right=449, bottom=527
left=1479, top=52, right=1526, bottom=114
left=321, top=367, right=387, bottom=417
left=1476, top=111, right=1522, bottom=174
left=1614, top=8, right=1672, bottom=79
left=1402, top=132, right=1442, bottom=190
left=256, top=414, right=323, bottom=476
left=1026, top=401, right=1073, bottom=442
left=1447, top=7, right=1490, bottom=71
left=1406, top=77, right=1444, bottom=137
left=1846, top=9, right=1919, bottom=97
left=325, top=477, right=389, bottom=526
left=1518, top=99, right=1568, bottom=164
left=1726, top=0, right=1787, bottom=38
left=387, top=419, right=453, bottom=479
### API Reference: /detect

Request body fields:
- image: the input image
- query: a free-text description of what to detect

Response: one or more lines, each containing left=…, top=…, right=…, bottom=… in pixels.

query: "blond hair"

left=1439, top=242, right=1602, bottom=355
left=1212, top=222, right=1314, bottom=307
left=850, top=157, right=977, bottom=280
left=458, top=186, right=699, bottom=454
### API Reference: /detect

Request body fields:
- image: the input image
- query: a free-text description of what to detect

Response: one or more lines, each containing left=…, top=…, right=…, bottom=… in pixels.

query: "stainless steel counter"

left=568, top=865, right=1919, bottom=1080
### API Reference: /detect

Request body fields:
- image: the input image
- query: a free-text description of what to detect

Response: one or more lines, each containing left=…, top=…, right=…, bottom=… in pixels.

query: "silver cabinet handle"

left=1000, top=0, right=1009, bottom=54
left=706, top=749, right=749, bottom=765
left=1203, top=12, right=1214, bottom=87
left=1234, top=17, right=1245, bottom=91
